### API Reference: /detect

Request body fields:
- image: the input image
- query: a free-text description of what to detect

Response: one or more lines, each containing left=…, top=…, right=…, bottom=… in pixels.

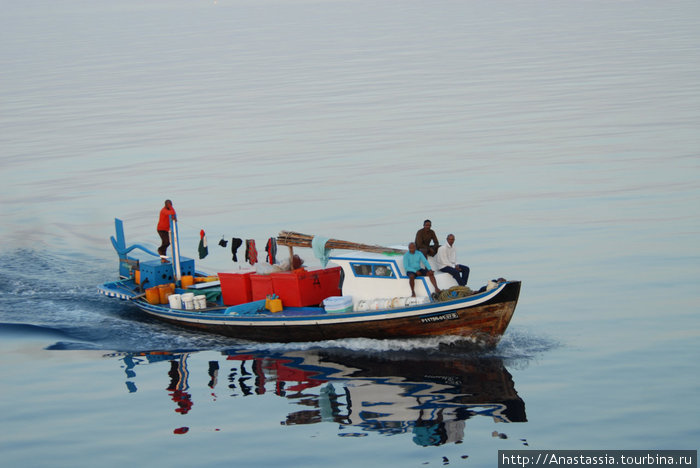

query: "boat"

left=98, top=218, right=521, bottom=345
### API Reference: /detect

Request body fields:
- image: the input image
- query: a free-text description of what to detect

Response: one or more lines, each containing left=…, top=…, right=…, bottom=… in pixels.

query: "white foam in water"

left=238, top=334, right=484, bottom=355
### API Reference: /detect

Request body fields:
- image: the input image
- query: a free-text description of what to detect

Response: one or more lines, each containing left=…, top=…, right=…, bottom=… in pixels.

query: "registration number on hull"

left=420, top=312, right=459, bottom=324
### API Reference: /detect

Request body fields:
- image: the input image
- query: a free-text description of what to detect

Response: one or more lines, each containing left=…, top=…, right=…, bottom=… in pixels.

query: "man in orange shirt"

left=157, top=199, right=177, bottom=262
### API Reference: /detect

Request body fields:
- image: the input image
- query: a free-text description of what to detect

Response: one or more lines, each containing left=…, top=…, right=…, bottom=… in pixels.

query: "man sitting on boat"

left=403, top=242, right=442, bottom=298
left=415, top=219, right=440, bottom=257
left=436, top=234, right=470, bottom=287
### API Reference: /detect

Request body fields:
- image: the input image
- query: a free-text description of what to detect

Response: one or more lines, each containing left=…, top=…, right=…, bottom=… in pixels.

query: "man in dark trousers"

left=157, top=199, right=177, bottom=262
left=403, top=242, right=441, bottom=297
left=436, top=234, right=470, bottom=287
left=415, top=219, right=440, bottom=257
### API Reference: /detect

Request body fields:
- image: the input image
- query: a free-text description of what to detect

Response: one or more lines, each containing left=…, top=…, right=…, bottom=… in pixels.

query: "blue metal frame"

left=111, top=218, right=160, bottom=259
left=111, top=218, right=161, bottom=278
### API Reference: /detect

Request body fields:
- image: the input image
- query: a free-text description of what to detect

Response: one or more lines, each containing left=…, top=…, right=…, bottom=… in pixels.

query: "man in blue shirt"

left=403, top=242, right=442, bottom=298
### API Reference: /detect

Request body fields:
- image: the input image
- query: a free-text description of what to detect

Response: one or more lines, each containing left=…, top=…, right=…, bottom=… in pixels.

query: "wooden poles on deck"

left=277, top=231, right=406, bottom=254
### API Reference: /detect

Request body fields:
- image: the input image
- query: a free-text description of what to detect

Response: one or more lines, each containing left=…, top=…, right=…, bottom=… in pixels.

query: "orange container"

left=181, top=275, right=194, bottom=289
left=219, top=272, right=254, bottom=306
left=250, top=274, right=275, bottom=301
left=194, top=276, right=219, bottom=283
left=270, top=267, right=342, bottom=307
left=145, top=287, right=160, bottom=304
left=134, top=270, right=141, bottom=285
left=158, top=284, right=173, bottom=304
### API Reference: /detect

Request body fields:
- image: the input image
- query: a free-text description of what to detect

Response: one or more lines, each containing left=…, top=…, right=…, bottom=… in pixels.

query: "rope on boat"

left=436, top=286, right=474, bottom=302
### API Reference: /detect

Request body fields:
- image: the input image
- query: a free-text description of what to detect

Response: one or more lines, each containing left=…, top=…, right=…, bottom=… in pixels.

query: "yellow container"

left=145, top=287, right=160, bottom=304
left=181, top=275, right=194, bottom=289
left=265, top=298, right=283, bottom=313
left=194, top=276, right=219, bottom=283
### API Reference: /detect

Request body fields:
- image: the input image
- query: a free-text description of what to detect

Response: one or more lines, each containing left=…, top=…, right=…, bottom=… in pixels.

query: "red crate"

left=270, top=267, right=342, bottom=307
left=250, top=274, right=275, bottom=301
left=219, top=271, right=254, bottom=306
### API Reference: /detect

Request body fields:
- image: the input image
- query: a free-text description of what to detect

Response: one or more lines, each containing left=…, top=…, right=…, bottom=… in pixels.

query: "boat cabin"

left=328, top=251, right=461, bottom=306
left=216, top=250, right=462, bottom=311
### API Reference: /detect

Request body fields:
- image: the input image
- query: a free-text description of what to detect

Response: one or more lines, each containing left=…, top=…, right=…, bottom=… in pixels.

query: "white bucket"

left=181, top=293, right=195, bottom=302
left=194, top=295, right=207, bottom=310
left=181, top=293, right=195, bottom=310
left=168, top=294, right=182, bottom=309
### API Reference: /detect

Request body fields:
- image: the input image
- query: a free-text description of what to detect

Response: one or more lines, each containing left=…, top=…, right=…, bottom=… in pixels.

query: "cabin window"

left=351, top=263, right=395, bottom=278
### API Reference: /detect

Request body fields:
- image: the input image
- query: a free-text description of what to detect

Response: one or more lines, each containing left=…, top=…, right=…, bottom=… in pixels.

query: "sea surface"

left=1, top=0, right=699, bottom=466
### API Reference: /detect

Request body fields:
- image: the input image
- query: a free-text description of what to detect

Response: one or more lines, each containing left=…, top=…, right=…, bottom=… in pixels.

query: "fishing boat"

left=98, top=218, right=521, bottom=345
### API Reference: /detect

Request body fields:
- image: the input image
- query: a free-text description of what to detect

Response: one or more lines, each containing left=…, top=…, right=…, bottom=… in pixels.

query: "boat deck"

left=98, top=279, right=330, bottom=317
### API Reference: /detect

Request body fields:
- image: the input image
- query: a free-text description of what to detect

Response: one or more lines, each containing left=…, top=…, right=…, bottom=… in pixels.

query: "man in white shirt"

left=435, top=234, right=470, bottom=286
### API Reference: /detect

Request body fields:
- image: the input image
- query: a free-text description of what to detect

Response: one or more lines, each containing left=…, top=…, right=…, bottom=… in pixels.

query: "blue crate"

left=140, top=257, right=195, bottom=288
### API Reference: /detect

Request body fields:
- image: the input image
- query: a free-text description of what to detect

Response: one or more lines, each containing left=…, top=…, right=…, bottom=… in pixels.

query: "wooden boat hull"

left=113, top=281, right=520, bottom=345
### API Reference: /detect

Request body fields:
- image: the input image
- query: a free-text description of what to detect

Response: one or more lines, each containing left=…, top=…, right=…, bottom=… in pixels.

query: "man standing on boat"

left=436, top=234, right=470, bottom=287
left=415, top=219, right=440, bottom=257
left=404, top=242, right=441, bottom=298
left=157, top=199, right=177, bottom=262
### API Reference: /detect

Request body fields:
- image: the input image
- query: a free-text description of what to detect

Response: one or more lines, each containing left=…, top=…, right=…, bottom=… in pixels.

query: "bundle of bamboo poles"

left=277, top=231, right=406, bottom=254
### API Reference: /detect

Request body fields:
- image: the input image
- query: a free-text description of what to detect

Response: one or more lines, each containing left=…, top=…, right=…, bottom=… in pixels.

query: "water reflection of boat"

left=113, top=348, right=526, bottom=445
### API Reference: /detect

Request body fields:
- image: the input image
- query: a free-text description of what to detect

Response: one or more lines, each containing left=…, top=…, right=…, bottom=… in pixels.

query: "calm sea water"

left=1, top=0, right=699, bottom=466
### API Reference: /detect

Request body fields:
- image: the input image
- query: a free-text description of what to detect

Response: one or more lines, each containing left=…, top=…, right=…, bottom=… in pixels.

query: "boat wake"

left=0, top=322, right=79, bottom=341
left=236, top=329, right=558, bottom=362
